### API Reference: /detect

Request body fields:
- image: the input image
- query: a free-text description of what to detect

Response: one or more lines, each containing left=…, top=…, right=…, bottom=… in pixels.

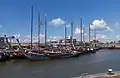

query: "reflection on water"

left=0, top=49, right=120, bottom=78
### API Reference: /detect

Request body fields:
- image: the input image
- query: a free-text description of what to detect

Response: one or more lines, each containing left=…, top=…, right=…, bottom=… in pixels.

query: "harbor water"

left=0, top=49, right=120, bottom=78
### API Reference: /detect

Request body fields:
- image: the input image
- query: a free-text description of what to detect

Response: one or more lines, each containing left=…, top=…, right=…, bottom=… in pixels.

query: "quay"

left=73, top=69, right=120, bottom=78
left=10, top=42, right=120, bottom=49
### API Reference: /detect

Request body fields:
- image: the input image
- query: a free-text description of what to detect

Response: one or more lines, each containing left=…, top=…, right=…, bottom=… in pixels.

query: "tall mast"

left=71, top=21, right=73, bottom=46
left=88, top=24, right=91, bottom=43
left=94, top=29, right=96, bottom=47
left=65, top=24, right=67, bottom=48
left=83, top=27, right=85, bottom=43
left=30, top=6, right=33, bottom=50
left=38, top=12, right=40, bottom=52
left=44, top=13, right=47, bottom=47
left=80, top=17, right=82, bottom=43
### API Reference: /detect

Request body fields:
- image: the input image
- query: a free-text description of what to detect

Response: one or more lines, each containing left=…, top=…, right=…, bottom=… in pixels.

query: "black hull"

left=46, top=53, right=80, bottom=59
left=0, top=53, right=10, bottom=62
left=12, top=55, right=26, bottom=59
left=87, top=50, right=96, bottom=53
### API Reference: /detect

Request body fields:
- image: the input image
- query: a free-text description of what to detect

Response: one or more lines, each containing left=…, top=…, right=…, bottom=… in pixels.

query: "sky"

left=0, top=0, right=120, bottom=43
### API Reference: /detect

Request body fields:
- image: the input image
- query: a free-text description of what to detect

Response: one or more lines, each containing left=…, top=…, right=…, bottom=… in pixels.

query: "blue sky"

left=0, top=0, right=120, bottom=43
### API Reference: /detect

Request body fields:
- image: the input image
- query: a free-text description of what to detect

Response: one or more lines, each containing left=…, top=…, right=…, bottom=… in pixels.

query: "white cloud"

left=115, top=22, right=119, bottom=28
left=12, top=33, right=45, bottom=43
left=90, top=19, right=113, bottom=32
left=116, top=35, right=120, bottom=40
left=83, top=33, right=87, bottom=36
left=90, top=19, right=107, bottom=30
left=66, top=36, right=75, bottom=39
left=96, top=34, right=107, bottom=40
left=105, top=26, right=113, bottom=32
left=74, top=28, right=83, bottom=34
left=66, top=24, right=71, bottom=28
left=48, top=36, right=62, bottom=41
left=13, top=34, right=21, bottom=38
left=49, top=18, right=66, bottom=26
left=0, top=33, right=5, bottom=36
left=39, top=33, right=45, bottom=37
left=0, top=25, right=2, bottom=28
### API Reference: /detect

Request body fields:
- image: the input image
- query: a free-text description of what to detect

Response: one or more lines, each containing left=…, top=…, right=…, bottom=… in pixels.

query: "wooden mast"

left=88, top=24, right=91, bottom=43
left=80, top=17, right=83, bottom=43
left=71, top=21, right=73, bottom=47
left=44, top=13, right=47, bottom=47
left=65, top=24, right=67, bottom=48
left=38, top=12, right=40, bottom=52
left=83, top=27, right=85, bottom=43
left=70, top=21, right=75, bottom=50
left=94, top=28, right=96, bottom=47
left=30, top=6, right=33, bottom=50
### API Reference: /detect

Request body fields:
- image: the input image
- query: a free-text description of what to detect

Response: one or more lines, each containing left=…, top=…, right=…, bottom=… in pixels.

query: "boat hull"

left=0, top=53, right=10, bottom=62
left=12, top=52, right=26, bottom=59
left=46, top=53, right=80, bottom=59
left=26, top=53, right=49, bottom=61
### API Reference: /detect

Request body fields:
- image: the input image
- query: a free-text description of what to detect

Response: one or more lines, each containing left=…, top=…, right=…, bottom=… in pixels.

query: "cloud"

left=115, top=22, right=119, bottom=28
left=96, top=34, right=107, bottom=40
left=116, top=35, right=120, bottom=40
left=66, top=36, right=75, bottom=39
left=49, top=18, right=66, bottom=26
left=0, top=33, right=5, bottom=36
left=12, top=33, right=45, bottom=43
left=105, top=26, right=113, bottom=32
left=90, top=19, right=107, bottom=30
left=48, top=36, right=62, bottom=41
left=66, top=24, right=71, bottom=28
left=74, top=28, right=83, bottom=34
left=13, top=34, right=21, bottom=38
left=90, top=19, right=113, bottom=32
left=0, top=25, right=2, bottom=28
left=83, top=33, right=87, bottom=36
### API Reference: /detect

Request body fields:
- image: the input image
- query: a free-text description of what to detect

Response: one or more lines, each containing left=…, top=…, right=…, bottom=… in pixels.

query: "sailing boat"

left=86, top=24, right=96, bottom=53
left=25, top=7, right=49, bottom=61
left=46, top=23, right=79, bottom=59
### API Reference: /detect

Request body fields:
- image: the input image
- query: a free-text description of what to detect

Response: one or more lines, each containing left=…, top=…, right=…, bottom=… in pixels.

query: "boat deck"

left=73, top=71, right=120, bottom=78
